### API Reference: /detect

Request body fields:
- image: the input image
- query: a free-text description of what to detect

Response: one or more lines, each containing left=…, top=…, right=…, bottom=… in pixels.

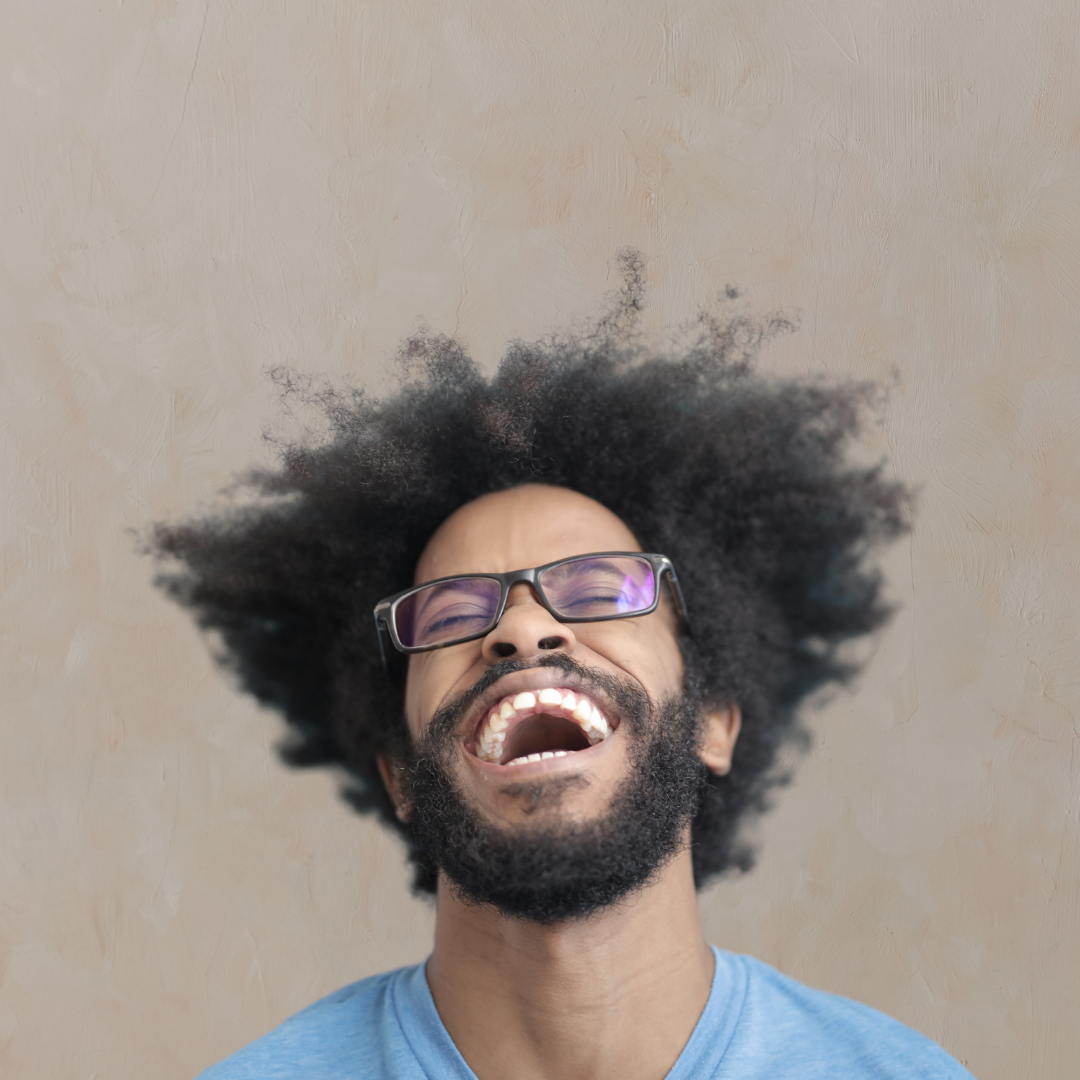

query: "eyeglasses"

left=374, top=552, right=688, bottom=660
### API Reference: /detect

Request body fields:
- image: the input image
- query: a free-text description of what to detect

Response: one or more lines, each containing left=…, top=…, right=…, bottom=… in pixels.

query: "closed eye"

left=421, top=605, right=495, bottom=636
left=556, top=589, right=628, bottom=613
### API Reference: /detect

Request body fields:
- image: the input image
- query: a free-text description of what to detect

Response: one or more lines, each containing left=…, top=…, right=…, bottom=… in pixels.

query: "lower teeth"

left=506, top=750, right=571, bottom=766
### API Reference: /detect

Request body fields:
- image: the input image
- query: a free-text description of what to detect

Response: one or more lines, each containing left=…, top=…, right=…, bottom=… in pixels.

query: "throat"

left=428, top=855, right=715, bottom=1080
left=501, top=714, right=592, bottom=764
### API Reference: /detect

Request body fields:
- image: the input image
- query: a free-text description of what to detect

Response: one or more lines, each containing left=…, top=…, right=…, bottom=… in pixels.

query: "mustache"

left=421, top=653, right=650, bottom=750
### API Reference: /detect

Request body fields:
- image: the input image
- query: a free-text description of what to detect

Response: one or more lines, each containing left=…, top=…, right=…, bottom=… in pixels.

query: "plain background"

left=3, top=1, right=1079, bottom=1077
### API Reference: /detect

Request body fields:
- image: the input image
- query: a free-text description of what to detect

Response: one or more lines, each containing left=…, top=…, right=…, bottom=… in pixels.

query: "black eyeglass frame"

left=373, top=551, right=689, bottom=666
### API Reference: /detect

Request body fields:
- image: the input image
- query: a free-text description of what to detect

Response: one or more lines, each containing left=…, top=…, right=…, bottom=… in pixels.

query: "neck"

left=426, top=845, right=714, bottom=1080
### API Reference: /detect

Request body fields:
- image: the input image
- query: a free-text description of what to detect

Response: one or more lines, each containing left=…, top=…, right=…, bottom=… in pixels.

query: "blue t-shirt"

left=198, top=946, right=973, bottom=1078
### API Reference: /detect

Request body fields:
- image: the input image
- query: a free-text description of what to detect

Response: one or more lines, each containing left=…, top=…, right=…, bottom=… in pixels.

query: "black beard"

left=400, top=654, right=707, bottom=924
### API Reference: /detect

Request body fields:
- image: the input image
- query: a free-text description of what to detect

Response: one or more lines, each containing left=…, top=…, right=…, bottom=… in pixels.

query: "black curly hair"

left=152, top=259, right=908, bottom=893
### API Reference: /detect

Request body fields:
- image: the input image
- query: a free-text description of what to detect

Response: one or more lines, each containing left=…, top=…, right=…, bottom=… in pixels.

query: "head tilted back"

left=152, top=266, right=908, bottom=889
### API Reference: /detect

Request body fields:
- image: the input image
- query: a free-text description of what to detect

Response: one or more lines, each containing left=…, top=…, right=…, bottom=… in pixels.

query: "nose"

left=481, top=582, right=577, bottom=662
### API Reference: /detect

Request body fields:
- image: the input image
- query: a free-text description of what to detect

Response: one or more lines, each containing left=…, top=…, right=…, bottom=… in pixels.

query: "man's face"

left=402, top=483, right=687, bottom=833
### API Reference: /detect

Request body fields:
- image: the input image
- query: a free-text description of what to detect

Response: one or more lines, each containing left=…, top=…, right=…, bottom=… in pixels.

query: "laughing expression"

left=474, top=686, right=613, bottom=766
left=401, top=484, right=686, bottom=830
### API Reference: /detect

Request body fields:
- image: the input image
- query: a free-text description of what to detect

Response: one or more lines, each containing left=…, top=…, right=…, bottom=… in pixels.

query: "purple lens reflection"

left=395, top=577, right=502, bottom=648
left=539, top=556, right=656, bottom=619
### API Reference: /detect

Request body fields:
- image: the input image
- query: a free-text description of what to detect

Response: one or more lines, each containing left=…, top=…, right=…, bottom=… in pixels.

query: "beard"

left=400, top=653, right=707, bottom=924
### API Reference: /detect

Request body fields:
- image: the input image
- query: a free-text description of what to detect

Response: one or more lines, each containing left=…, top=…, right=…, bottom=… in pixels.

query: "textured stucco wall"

left=3, top=2, right=1079, bottom=1077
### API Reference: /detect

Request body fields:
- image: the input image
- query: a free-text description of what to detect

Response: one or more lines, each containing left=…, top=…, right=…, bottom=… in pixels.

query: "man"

left=155, top=289, right=972, bottom=1078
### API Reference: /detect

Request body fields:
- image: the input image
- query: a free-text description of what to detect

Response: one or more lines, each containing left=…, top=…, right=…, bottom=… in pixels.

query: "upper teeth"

left=475, top=687, right=613, bottom=764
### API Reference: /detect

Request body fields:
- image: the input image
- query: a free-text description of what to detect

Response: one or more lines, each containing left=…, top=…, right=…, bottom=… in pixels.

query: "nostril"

left=492, top=642, right=517, bottom=658
left=538, top=636, right=565, bottom=651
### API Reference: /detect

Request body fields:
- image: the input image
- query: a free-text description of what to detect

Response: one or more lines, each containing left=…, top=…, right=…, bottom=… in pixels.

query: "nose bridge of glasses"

left=502, top=577, right=550, bottom=614
left=486, top=576, right=572, bottom=658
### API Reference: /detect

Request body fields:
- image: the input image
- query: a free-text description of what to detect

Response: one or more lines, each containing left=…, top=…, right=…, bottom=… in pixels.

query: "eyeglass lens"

left=394, top=555, right=657, bottom=649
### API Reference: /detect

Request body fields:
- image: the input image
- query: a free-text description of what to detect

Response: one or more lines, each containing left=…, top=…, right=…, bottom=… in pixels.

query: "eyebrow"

left=542, top=558, right=631, bottom=578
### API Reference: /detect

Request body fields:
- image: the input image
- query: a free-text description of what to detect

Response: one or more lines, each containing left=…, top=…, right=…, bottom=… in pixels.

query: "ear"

left=699, top=702, right=742, bottom=776
left=376, top=752, right=411, bottom=823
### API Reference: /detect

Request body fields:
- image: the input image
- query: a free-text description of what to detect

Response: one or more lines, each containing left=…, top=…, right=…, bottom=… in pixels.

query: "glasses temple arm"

left=662, top=565, right=691, bottom=632
left=375, top=614, right=391, bottom=678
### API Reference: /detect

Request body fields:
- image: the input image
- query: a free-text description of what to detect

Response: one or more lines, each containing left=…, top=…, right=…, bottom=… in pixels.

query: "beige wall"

left=3, top=1, right=1078, bottom=1077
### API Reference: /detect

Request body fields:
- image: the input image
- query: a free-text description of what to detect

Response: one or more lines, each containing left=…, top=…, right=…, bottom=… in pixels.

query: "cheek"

left=403, top=654, right=436, bottom=738
left=648, top=607, right=686, bottom=692
left=406, top=648, right=434, bottom=734
left=403, top=648, right=483, bottom=737
left=579, top=618, right=684, bottom=699
left=652, top=632, right=685, bottom=691
left=640, top=633, right=684, bottom=697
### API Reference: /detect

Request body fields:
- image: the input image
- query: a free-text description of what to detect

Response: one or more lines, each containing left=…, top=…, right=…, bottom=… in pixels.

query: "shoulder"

left=716, top=951, right=974, bottom=1078
left=195, top=965, right=414, bottom=1080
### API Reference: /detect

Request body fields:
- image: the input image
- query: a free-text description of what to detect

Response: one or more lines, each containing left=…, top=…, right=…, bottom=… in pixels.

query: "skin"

left=378, top=483, right=741, bottom=1080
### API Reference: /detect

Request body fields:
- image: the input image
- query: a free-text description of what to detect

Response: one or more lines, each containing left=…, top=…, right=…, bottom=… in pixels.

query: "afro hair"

left=152, top=256, right=908, bottom=891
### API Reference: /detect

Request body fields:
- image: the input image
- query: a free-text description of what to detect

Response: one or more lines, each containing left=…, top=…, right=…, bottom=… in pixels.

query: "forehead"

left=414, top=484, right=641, bottom=584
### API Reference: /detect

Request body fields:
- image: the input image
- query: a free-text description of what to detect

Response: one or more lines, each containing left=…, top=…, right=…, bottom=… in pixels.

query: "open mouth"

left=472, top=687, right=616, bottom=766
